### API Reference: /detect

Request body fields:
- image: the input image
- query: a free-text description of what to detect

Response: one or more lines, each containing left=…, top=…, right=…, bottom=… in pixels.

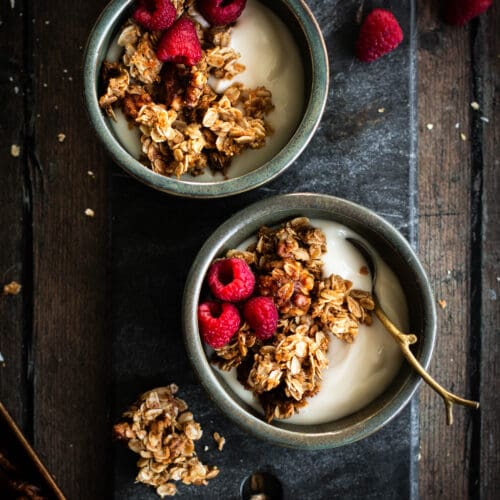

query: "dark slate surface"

left=111, top=0, right=418, bottom=498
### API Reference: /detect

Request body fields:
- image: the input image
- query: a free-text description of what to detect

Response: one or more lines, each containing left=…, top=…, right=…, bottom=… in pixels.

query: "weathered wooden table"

left=0, top=0, right=498, bottom=498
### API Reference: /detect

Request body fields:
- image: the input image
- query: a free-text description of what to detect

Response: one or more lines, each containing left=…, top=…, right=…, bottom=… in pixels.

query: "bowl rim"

left=83, top=0, right=329, bottom=198
left=182, top=193, right=437, bottom=449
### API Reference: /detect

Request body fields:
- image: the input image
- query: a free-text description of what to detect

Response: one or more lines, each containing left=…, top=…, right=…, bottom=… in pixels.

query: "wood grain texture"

left=417, top=0, right=475, bottom=497
left=29, top=1, right=111, bottom=498
left=0, top=0, right=28, bottom=431
left=479, top=2, right=500, bottom=498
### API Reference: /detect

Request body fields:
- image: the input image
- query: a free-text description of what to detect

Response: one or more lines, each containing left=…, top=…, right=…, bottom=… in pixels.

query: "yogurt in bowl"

left=182, top=193, right=436, bottom=448
left=105, top=0, right=305, bottom=181
left=83, top=0, right=328, bottom=197
left=212, top=218, right=408, bottom=425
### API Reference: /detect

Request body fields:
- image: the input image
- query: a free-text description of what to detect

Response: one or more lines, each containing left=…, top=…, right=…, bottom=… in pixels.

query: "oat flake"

left=10, top=144, right=20, bottom=157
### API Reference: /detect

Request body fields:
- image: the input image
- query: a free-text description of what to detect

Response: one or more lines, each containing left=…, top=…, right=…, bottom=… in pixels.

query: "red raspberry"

left=198, top=301, right=241, bottom=348
left=197, top=0, right=247, bottom=26
left=132, top=0, right=176, bottom=31
left=356, top=9, right=403, bottom=63
left=207, top=258, right=255, bottom=302
left=156, top=17, right=202, bottom=66
left=443, top=0, right=492, bottom=26
left=243, top=296, right=278, bottom=340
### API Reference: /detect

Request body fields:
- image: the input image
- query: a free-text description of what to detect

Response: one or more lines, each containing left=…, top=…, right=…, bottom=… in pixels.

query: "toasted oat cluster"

left=99, top=2, right=274, bottom=178
left=212, top=218, right=375, bottom=422
left=113, top=385, right=219, bottom=497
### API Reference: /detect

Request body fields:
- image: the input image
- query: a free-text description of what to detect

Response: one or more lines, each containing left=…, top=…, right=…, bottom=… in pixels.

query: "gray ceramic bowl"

left=183, top=193, right=436, bottom=449
left=83, top=0, right=328, bottom=198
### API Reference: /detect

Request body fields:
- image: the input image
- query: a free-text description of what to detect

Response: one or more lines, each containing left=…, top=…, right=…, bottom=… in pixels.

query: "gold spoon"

left=346, top=237, right=479, bottom=425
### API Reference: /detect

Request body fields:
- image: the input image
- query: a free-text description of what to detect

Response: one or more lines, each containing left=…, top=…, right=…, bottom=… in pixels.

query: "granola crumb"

left=213, top=432, right=225, bottom=451
left=470, top=101, right=479, bottom=110
left=359, top=265, right=369, bottom=276
left=204, top=445, right=209, bottom=452
left=3, top=281, right=22, bottom=296
left=438, top=299, right=447, bottom=310
left=460, top=133, right=467, bottom=141
left=426, top=123, right=434, bottom=130
left=57, top=132, right=66, bottom=143
left=157, top=483, right=177, bottom=497
left=87, top=170, right=95, bottom=178
left=378, top=107, right=385, bottom=113
left=84, top=208, right=95, bottom=217
left=10, top=144, right=20, bottom=157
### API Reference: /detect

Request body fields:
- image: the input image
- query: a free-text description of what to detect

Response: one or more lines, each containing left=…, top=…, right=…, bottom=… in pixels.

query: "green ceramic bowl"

left=183, top=193, right=436, bottom=449
left=83, top=0, right=328, bottom=198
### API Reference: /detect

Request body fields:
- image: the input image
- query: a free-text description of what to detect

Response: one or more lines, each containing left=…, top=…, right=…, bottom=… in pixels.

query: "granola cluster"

left=113, top=385, right=219, bottom=497
left=99, top=2, right=274, bottom=178
left=212, top=218, right=375, bottom=422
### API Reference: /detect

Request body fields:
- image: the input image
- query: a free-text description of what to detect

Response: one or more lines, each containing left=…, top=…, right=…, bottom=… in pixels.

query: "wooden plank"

left=29, top=1, right=111, bottom=498
left=479, top=2, right=500, bottom=497
left=0, top=0, right=28, bottom=430
left=417, top=1, right=475, bottom=497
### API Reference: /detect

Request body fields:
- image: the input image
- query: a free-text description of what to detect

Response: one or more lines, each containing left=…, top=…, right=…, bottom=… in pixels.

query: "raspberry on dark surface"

left=443, top=0, right=492, bottom=26
left=133, top=0, right=177, bottom=31
left=156, top=17, right=203, bottom=66
left=356, top=9, right=403, bottom=63
left=243, top=296, right=279, bottom=340
left=207, top=258, right=255, bottom=302
left=198, top=301, right=241, bottom=348
left=197, top=0, right=247, bottom=26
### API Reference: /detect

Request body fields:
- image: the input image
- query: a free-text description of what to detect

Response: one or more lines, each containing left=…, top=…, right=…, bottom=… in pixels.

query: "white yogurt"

left=214, top=220, right=409, bottom=425
left=106, top=0, right=305, bottom=180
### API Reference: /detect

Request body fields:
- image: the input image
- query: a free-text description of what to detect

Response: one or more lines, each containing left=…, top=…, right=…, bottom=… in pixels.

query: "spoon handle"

left=374, top=305, right=479, bottom=425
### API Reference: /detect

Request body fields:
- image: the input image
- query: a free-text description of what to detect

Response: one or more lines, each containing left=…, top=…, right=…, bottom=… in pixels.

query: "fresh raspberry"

left=132, top=0, right=177, bottom=31
left=356, top=9, right=403, bottom=63
left=198, top=301, right=241, bottom=348
left=243, top=296, right=278, bottom=340
left=443, top=0, right=492, bottom=26
left=156, top=17, right=202, bottom=66
left=207, top=258, right=255, bottom=302
left=197, top=0, right=247, bottom=26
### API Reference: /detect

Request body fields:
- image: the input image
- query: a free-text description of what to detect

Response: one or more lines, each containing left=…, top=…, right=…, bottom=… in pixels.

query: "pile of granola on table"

left=99, top=0, right=274, bottom=179
left=202, top=217, right=376, bottom=423
left=113, top=384, right=219, bottom=497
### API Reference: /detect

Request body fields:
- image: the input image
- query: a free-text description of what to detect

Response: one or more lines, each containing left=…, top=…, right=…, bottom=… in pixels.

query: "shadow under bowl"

left=83, top=0, right=329, bottom=198
left=182, top=193, right=436, bottom=449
